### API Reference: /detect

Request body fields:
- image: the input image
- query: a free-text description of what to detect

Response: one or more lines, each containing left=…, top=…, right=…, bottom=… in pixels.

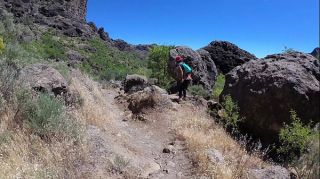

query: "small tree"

left=148, top=45, right=173, bottom=88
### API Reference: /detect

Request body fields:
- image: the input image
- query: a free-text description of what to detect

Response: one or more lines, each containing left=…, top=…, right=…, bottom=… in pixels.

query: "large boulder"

left=311, top=47, right=320, bottom=59
left=221, top=52, right=320, bottom=143
left=169, top=46, right=217, bottom=90
left=123, top=74, right=150, bottom=94
left=203, top=41, right=257, bottom=74
left=19, top=64, right=68, bottom=96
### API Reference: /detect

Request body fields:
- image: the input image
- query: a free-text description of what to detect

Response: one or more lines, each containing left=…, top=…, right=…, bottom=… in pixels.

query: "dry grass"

left=0, top=109, right=87, bottom=178
left=69, top=70, right=113, bottom=128
left=172, top=105, right=268, bottom=178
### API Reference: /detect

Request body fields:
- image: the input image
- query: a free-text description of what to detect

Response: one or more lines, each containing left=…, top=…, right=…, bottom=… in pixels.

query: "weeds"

left=189, top=85, right=211, bottom=99
left=0, top=36, right=4, bottom=54
left=212, top=74, right=225, bottom=100
left=221, top=95, right=242, bottom=131
left=24, top=93, right=81, bottom=140
left=112, top=155, right=130, bottom=174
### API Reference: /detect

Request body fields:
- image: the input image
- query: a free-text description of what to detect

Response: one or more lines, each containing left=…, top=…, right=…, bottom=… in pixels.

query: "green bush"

left=24, top=93, right=80, bottom=140
left=148, top=45, right=173, bottom=88
left=277, top=110, right=313, bottom=162
left=221, top=95, right=242, bottom=130
left=0, top=37, right=4, bottom=55
left=212, top=74, right=225, bottom=100
left=189, top=85, right=211, bottom=99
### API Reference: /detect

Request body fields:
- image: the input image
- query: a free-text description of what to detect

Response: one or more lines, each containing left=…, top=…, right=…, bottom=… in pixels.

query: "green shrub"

left=221, top=95, right=242, bottom=130
left=277, top=110, right=313, bottom=162
left=148, top=45, right=173, bottom=88
left=189, top=85, right=211, bottom=99
left=212, top=74, right=225, bottom=100
left=24, top=93, right=80, bottom=140
left=0, top=37, right=4, bottom=55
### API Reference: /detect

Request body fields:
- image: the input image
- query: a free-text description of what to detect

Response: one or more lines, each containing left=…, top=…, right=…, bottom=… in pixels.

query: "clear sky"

left=87, top=0, right=319, bottom=58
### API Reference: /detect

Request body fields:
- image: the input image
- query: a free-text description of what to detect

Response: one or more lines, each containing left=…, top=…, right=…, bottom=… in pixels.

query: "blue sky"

left=87, top=0, right=319, bottom=58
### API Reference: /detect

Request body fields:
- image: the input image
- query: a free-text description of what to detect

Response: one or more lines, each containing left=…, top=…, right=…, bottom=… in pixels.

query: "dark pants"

left=177, top=80, right=190, bottom=98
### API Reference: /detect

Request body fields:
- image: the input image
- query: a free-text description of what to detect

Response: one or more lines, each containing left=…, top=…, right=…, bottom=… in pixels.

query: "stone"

left=207, top=149, right=225, bottom=164
left=19, top=63, right=68, bottom=96
left=123, top=74, right=150, bottom=94
left=66, top=50, right=86, bottom=67
left=248, top=166, right=290, bottom=179
left=221, top=51, right=320, bottom=143
left=203, top=41, right=257, bottom=74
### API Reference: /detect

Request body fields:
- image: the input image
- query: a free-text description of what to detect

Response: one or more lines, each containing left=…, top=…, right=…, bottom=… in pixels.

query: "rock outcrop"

left=169, top=46, right=218, bottom=90
left=0, top=0, right=94, bottom=37
left=221, top=52, right=320, bottom=143
left=203, top=41, right=257, bottom=74
left=20, top=63, right=69, bottom=96
left=311, top=47, right=320, bottom=59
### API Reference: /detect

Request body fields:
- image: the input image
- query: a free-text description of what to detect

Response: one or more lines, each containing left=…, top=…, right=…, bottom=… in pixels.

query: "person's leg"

left=177, top=81, right=183, bottom=99
left=182, top=80, right=190, bottom=98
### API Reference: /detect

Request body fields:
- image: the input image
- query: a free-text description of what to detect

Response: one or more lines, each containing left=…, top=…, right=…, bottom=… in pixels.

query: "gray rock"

left=248, top=166, right=290, bottom=179
left=66, top=50, right=86, bottom=67
left=20, top=64, right=68, bottom=96
left=207, top=149, right=225, bottom=164
left=203, top=41, right=257, bottom=74
left=169, top=46, right=217, bottom=90
left=123, top=74, right=150, bottom=94
left=221, top=51, right=320, bottom=143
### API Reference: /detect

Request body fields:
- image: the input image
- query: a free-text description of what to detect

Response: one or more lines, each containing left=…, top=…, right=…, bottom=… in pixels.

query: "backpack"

left=179, top=62, right=192, bottom=74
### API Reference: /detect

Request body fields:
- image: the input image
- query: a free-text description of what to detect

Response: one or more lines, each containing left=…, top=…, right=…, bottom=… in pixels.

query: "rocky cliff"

left=0, top=0, right=87, bottom=22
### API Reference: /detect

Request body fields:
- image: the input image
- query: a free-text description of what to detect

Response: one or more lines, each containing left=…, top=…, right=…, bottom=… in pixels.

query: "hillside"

left=0, top=0, right=319, bottom=179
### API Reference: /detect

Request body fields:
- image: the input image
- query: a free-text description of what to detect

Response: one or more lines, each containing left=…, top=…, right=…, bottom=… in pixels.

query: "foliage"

left=277, top=110, right=313, bottom=163
left=22, top=32, right=66, bottom=61
left=0, top=58, right=19, bottom=103
left=81, top=38, right=150, bottom=81
left=148, top=45, right=173, bottom=88
left=221, top=95, right=242, bottom=130
left=0, top=37, right=4, bottom=55
left=212, top=74, right=225, bottom=100
left=24, top=93, right=81, bottom=140
left=189, top=85, right=211, bottom=99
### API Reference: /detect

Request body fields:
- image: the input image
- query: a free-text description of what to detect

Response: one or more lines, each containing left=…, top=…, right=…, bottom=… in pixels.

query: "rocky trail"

left=73, top=74, right=196, bottom=178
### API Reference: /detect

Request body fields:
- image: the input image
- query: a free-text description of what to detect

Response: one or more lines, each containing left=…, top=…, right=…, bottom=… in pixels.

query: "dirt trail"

left=74, top=74, right=196, bottom=178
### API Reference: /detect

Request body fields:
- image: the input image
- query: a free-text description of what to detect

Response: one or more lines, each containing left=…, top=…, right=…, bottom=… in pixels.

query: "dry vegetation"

left=171, top=105, right=269, bottom=178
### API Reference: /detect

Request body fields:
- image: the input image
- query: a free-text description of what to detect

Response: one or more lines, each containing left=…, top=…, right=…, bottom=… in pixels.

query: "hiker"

left=174, top=56, right=192, bottom=101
